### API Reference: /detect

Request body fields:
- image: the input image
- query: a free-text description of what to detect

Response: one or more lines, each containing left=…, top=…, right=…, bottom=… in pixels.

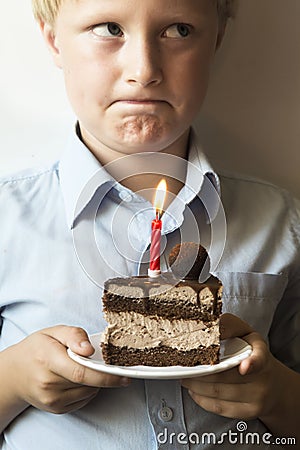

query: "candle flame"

left=154, top=179, right=167, bottom=219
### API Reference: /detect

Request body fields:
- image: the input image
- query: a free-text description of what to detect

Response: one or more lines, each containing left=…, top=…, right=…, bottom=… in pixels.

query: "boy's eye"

left=164, top=23, right=191, bottom=38
left=92, top=23, right=123, bottom=38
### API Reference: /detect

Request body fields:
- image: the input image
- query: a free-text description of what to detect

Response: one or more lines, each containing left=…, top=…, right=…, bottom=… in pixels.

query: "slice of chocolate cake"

left=101, top=243, right=223, bottom=367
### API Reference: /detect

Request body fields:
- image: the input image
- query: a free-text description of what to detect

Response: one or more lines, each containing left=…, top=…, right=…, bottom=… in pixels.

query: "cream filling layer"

left=103, top=311, right=220, bottom=351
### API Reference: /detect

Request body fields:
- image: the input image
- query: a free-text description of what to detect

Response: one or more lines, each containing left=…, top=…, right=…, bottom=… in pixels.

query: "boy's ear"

left=39, top=22, right=63, bottom=69
left=215, top=22, right=227, bottom=51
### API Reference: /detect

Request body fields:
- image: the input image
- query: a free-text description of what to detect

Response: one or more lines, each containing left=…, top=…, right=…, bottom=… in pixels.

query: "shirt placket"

left=145, top=380, right=189, bottom=450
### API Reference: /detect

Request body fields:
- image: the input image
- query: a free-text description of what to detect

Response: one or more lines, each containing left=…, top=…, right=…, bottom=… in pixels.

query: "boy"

left=1, top=0, right=300, bottom=448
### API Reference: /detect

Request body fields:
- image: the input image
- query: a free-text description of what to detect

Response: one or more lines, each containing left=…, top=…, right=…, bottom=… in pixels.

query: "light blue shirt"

left=1, top=126, right=300, bottom=449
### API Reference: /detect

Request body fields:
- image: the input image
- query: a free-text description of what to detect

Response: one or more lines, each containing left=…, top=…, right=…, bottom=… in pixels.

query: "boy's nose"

left=122, top=38, right=163, bottom=88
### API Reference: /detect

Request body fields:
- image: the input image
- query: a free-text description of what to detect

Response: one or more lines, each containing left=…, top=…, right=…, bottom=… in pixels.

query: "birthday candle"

left=148, top=179, right=167, bottom=278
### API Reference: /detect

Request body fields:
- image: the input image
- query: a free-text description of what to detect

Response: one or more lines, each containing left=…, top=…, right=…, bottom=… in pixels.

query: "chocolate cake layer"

left=103, top=274, right=222, bottom=321
left=101, top=343, right=220, bottom=367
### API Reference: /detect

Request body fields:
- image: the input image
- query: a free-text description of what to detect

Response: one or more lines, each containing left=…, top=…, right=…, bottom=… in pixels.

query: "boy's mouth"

left=121, top=100, right=160, bottom=103
left=110, top=98, right=170, bottom=106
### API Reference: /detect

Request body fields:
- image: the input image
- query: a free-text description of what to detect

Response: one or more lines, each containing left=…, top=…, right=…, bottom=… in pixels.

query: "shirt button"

left=159, top=406, right=173, bottom=422
left=119, top=191, right=132, bottom=202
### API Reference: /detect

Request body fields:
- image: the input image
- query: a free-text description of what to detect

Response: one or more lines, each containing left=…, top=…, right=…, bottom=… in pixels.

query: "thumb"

left=238, top=331, right=268, bottom=376
left=42, top=325, right=95, bottom=357
left=220, top=314, right=267, bottom=377
left=220, top=313, right=254, bottom=340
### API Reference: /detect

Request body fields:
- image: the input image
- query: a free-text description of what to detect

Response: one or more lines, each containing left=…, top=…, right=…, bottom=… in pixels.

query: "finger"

left=64, top=386, right=100, bottom=407
left=238, top=332, right=268, bottom=376
left=41, top=387, right=100, bottom=414
left=220, top=313, right=253, bottom=340
left=41, top=325, right=95, bottom=357
left=182, top=377, right=258, bottom=404
left=181, top=374, right=236, bottom=393
left=58, top=350, right=131, bottom=388
left=58, top=397, right=97, bottom=414
left=62, top=395, right=99, bottom=414
left=188, top=391, right=256, bottom=420
left=183, top=380, right=239, bottom=401
left=181, top=366, right=244, bottom=388
left=37, top=330, right=130, bottom=388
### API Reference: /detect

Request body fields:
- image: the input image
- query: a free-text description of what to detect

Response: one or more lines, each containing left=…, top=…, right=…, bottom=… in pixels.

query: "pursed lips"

left=110, top=98, right=169, bottom=106
left=120, top=99, right=162, bottom=103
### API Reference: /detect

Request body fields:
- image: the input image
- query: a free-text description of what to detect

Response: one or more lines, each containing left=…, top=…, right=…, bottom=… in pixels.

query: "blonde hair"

left=32, top=0, right=59, bottom=26
left=32, top=0, right=236, bottom=26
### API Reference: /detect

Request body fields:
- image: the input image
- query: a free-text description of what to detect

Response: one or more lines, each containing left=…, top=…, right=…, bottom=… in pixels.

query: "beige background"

left=1, top=0, right=300, bottom=197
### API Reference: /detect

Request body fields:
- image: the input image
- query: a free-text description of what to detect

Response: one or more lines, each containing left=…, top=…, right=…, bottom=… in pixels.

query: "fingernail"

left=121, top=377, right=131, bottom=387
left=79, top=340, right=91, bottom=348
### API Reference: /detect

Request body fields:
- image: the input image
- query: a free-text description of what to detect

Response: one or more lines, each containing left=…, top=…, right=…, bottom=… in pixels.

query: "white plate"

left=67, top=333, right=252, bottom=379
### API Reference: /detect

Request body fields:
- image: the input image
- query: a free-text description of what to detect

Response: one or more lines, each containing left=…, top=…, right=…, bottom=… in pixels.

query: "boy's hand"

left=9, top=326, right=130, bottom=415
left=181, top=314, right=278, bottom=421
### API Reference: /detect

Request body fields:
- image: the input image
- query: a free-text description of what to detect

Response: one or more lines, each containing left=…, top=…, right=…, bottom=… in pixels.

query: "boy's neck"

left=78, top=124, right=190, bottom=203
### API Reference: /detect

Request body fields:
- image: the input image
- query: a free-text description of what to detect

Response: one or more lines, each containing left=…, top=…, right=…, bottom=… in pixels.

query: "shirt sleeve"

left=269, top=195, right=300, bottom=372
left=269, top=289, right=300, bottom=372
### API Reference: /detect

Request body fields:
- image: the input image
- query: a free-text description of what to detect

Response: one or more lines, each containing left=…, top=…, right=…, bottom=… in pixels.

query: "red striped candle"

left=149, top=216, right=162, bottom=273
left=148, top=179, right=167, bottom=278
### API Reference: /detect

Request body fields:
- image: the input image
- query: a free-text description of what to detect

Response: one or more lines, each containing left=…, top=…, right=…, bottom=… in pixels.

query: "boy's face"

left=44, top=0, right=222, bottom=155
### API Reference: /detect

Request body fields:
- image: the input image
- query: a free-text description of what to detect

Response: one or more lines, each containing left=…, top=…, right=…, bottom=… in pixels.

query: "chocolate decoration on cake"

left=168, top=242, right=210, bottom=280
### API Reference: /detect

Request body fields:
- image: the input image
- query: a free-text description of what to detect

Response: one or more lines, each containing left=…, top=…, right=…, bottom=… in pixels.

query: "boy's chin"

left=115, top=115, right=165, bottom=147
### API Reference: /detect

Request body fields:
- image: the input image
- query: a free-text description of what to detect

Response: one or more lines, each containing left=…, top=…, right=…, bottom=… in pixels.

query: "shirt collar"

left=186, top=128, right=221, bottom=222
left=59, top=125, right=115, bottom=229
left=59, top=125, right=221, bottom=229
left=164, top=129, right=221, bottom=232
left=183, top=128, right=220, bottom=201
